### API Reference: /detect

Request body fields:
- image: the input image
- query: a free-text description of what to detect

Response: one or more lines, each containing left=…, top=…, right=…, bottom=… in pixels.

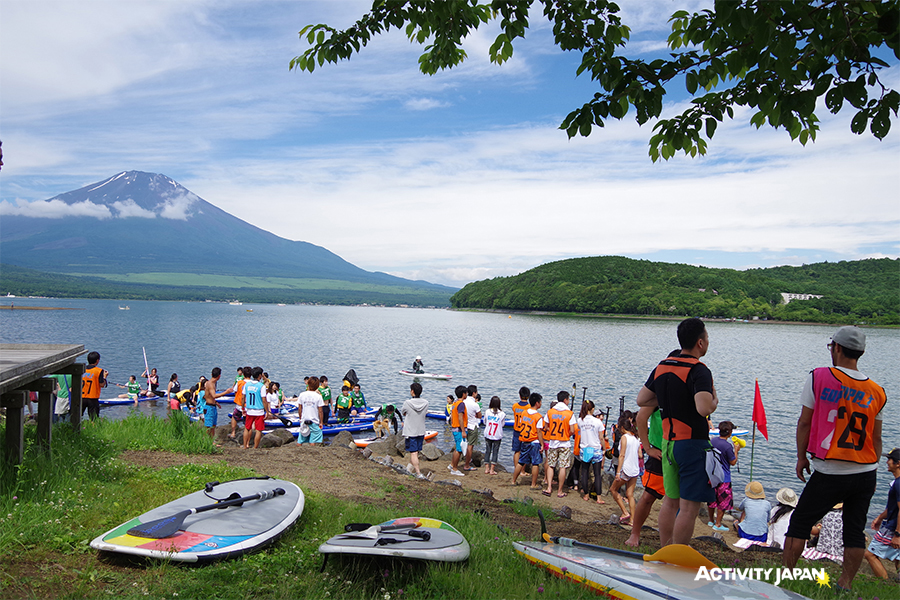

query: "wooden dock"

left=0, top=343, right=86, bottom=464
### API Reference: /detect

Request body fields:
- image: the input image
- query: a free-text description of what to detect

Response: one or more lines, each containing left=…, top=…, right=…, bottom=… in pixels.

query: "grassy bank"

left=0, top=416, right=896, bottom=599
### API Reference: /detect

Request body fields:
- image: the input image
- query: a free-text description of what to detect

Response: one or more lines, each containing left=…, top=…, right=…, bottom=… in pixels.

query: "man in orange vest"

left=80, top=351, right=107, bottom=420
left=783, top=326, right=886, bottom=592
left=229, top=366, right=250, bottom=440
left=540, top=391, right=579, bottom=498
left=511, top=386, right=531, bottom=467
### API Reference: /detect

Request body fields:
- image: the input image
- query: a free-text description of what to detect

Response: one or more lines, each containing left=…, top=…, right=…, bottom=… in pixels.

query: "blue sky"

left=1, top=0, right=898, bottom=288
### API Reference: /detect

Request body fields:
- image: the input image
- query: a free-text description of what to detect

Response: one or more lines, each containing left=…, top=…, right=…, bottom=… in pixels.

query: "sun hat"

left=832, top=326, right=866, bottom=352
left=775, top=487, right=798, bottom=507
left=745, top=481, right=766, bottom=499
left=298, top=422, right=311, bottom=437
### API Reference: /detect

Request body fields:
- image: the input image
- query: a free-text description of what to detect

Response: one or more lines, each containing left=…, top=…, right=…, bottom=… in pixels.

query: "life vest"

left=543, top=406, right=575, bottom=441
left=234, top=379, right=246, bottom=407
left=808, top=367, right=886, bottom=464
left=449, top=399, right=468, bottom=430
left=512, top=400, right=530, bottom=432
left=318, top=386, right=332, bottom=404
left=243, top=380, right=265, bottom=411
left=652, top=355, right=711, bottom=441
left=81, top=366, right=105, bottom=399
left=519, top=410, right=543, bottom=443
left=336, top=394, right=352, bottom=410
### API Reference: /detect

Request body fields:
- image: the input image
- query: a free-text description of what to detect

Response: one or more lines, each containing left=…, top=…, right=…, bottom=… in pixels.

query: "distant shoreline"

left=450, top=307, right=895, bottom=328
left=0, top=305, right=81, bottom=311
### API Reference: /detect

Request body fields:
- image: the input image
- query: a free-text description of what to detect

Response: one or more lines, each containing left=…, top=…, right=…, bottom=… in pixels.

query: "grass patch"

left=1, top=418, right=897, bottom=599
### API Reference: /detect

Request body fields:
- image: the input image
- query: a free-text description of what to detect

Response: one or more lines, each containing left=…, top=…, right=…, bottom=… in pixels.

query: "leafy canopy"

left=291, top=0, right=899, bottom=160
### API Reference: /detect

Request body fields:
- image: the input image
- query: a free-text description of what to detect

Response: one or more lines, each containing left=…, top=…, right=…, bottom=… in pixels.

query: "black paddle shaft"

left=127, top=488, right=285, bottom=539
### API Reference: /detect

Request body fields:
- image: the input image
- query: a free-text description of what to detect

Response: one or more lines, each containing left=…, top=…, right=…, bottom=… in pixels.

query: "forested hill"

left=450, top=256, right=899, bottom=325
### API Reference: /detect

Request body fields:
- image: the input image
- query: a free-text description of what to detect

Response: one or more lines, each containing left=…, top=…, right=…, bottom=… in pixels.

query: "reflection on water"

left=3, top=298, right=898, bottom=518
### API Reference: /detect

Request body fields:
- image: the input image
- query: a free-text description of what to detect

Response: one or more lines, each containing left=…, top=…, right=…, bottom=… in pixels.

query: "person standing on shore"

left=576, top=399, right=606, bottom=505
left=318, top=376, right=333, bottom=424
left=242, top=367, right=271, bottom=449
left=511, top=393, right=544, bottom=489
left=402, top=382, right=430, bottom=478
left=636, top=317, right=718, bottom=546
left=627, top=404, right=666, bottom=546
left=541, top=390, right=578, bottom=498
left=511, top=386, right=531, bottom=469
left=296, top=376, right=325, bottom=446
left=483, top=396, right=506, bottom=475
left=204, top=367, right=226, bottom=441
left=782, top=326, right=886, bottom=592
left=81, top=351, right=107, bottom=420
left=448, top=385, right=469, bottom=477
left=463, top=384, right=482, bottom=471
left=863, top=448, right=900, bottom=580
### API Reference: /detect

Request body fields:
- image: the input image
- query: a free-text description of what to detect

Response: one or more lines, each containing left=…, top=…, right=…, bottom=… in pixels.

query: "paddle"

left=340, top=520, right=422, bottom=539
left=127, top=488, right=286, bottom=539
left=542, top=533, right=717, bottom=570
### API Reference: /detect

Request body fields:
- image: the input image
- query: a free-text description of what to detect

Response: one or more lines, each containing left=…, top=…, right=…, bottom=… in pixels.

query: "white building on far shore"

left=780, top=292, right=824, bottom=304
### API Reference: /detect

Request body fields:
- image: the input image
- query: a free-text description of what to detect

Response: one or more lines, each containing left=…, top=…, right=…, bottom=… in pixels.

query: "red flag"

left=752, top=379, right=768, bottom=441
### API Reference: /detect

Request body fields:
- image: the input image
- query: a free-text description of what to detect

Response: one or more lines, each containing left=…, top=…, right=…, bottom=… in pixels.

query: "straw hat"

left=745, top=481, right=766, bottom=499
left=775, top=487, right=798, bottom=507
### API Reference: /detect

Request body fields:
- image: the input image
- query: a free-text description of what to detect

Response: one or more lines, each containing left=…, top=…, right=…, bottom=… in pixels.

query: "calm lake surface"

left=2, top=298, right=898, bottom=519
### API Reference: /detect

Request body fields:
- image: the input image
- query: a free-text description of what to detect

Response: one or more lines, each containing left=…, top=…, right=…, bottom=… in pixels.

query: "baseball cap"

left=831, top=326, right=866, bottom=352
left=885, top=448, right=900, bottom=462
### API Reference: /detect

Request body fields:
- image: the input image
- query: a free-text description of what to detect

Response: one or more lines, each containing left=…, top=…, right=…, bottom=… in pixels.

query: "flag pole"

left=749, top=423, right=757, bottom=480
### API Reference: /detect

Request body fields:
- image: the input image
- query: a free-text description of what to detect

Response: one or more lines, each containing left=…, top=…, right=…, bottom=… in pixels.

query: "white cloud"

left=0, top=199, right=112, bottom=219
left=404, top=98, right=451, bottom=111
left=111, top=199, right=156, bottom=219
left=156, top=192, right=198, bottom=220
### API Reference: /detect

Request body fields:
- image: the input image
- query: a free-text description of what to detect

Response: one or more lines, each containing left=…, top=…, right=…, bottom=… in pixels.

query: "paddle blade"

left=127, top=509, right=192, bottom=539
left=644, top=544, right=717, bottom=570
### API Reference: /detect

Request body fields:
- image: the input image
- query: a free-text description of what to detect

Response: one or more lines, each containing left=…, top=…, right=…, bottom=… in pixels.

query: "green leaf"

left=705, top=117, right=717, bottom=139
left=850, top=111, right=868, bottom=135
left=686, top=72, right=698, bottom=95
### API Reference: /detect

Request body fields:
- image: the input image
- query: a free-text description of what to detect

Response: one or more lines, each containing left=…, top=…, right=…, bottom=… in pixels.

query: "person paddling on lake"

left=412, top=356, right=424, bottom=374
left=116, top=375, right=143, bottom=405
left=141, top=367, right=161, bottom=397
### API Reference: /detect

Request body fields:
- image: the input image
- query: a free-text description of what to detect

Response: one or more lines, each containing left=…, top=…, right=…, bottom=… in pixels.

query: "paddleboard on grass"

left=319, top=517, right=469, bottom=562
left=90, top=477, right=304, bottom=563
left=514, top=540, right=809, bottom=600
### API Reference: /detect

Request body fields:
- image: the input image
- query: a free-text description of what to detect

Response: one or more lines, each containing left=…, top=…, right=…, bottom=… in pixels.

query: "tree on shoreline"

left=291, top=0, right=898, bottom=161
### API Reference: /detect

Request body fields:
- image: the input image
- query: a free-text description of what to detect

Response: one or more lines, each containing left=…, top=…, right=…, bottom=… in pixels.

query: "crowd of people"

left=54, top=317, right=896, bottom=590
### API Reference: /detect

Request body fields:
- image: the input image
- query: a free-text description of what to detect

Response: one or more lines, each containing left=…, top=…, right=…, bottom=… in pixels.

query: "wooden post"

left=1, top=391, right=27, bottom=465
left=34, top=378, right=56, bottom=454
left=61, top=363, right=84, bottom=432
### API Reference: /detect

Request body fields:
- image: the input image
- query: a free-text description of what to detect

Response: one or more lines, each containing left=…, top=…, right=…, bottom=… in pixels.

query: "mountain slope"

left=0, top=171, right=454, bottom=303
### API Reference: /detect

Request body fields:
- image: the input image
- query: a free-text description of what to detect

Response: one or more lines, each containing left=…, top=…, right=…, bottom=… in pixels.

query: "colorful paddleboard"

left=90, top=477, right=304, bottom=563
left=514, top=540, right=809, bottom=600
left=319, top=517, right=469, bottom=562
left=710, top=428, right=749, bottom=437
left=276, top=421, right=375, bottom=437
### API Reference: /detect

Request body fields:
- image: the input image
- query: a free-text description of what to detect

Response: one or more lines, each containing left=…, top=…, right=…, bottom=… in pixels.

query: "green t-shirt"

left=50, top=374, right=71, bottom=398
left=336, top=393, right=352, bottom=410
left=318, top=385, right=332, bottom=404
left=127, top=381, right=142, bottom=396
left=649, top=408, right=663, bottom=449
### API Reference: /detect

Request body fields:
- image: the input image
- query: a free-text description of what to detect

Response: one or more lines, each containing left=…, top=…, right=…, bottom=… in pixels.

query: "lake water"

left=2, top=298, right=898, bottom=520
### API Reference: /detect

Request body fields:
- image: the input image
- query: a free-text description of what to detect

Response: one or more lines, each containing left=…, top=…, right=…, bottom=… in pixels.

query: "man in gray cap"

left=782, top=326, right=887, bottom=591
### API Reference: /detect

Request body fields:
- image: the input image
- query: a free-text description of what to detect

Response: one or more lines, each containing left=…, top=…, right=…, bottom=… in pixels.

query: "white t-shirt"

left=298, top=390, right=324, bottom=425
left=464, top=397, right=481, bottom=431
left=577, top=414, right=605, bottom=451
left=483, top=410, right=506, bottom=441
left=800, top=366, right=883, bottom=475
left=618, top=432, right=641, bottom=478
left=539, top=402, right=578, bottom=449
